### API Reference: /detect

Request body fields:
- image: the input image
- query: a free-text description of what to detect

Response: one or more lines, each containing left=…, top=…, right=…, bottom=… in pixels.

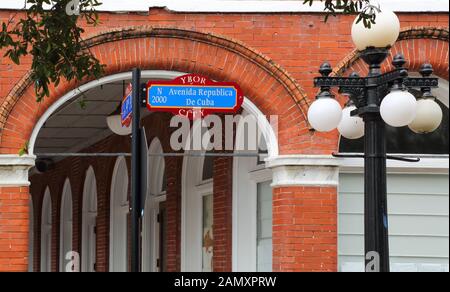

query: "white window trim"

left=147, top=138, right=166, bottom=197
left=197, top=183, right=214, bottom=273
left=233, top=156, right=272, bottom=272
left=233, top=108, right=273, bottom=272
left=142, top=137, right=167, bottom=272
left=40, top=187, right=52, bottom=272
left=142, top=194, right=167, bottom=272
left=109, top=156, right=130, bottom=272
left=181, top=153, right=214, bottom=272
left=59, top=178, right=73, bottom=272
left=81, top=166, right=98, bottom=272
left=1, top=0, right=447, bottom=13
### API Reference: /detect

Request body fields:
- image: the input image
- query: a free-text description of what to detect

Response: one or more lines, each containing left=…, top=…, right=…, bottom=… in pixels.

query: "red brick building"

left=0, top=1, right=448, bottom=272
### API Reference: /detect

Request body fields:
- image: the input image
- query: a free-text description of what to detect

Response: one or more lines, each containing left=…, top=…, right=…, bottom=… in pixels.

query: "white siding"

left=257, top=181, right=273, bottom=272
left=339, top=173, right=449, bottom=272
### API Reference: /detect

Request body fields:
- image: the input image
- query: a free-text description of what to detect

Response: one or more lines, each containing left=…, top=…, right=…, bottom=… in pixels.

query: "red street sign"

left=121, top=84, right=133, bottom=127
left=146, top=74, right=244, bottom=119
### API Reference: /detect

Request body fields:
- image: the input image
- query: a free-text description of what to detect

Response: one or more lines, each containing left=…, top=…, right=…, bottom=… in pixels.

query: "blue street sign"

left=121, top=84, right=133, bottom=127
left=147, top=85, right=238, bottom=109
left=146, top=74, right=244, bottom=120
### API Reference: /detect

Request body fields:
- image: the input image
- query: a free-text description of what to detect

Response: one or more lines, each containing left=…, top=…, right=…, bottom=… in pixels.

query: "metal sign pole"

left=131, top=68, right=142, bottom=272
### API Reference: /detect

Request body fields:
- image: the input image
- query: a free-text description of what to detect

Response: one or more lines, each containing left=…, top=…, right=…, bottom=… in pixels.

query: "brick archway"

left=296, top=27, right=450, bottom=154
left=0, top=26, right=314, bottom=155
left=333, top=27, right=449, bottom=79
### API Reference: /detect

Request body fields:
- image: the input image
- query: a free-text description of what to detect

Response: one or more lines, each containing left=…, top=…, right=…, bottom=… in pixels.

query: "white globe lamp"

left=380, top=90, right=417, bottom=127
left=308, top=98, right=343, bottom=132
left=351, top=9, right=400, bottom=51
left=338, top=105, right=365, bottom=139
left=408, top=98, right=443, bottom=134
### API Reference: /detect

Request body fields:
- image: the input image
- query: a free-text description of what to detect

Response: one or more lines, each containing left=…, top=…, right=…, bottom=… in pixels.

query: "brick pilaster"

left=0, top=186, right=30, bottom=272
left=272, top=186, right=338, bottom=272
left=213, top=157, right=233, bottom=272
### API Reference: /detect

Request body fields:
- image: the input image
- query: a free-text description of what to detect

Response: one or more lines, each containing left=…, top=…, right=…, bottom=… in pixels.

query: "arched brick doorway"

left=333, top=27, right=449, bottom=78
left=1, top=27, right=330, bottom=273
left=0, top=27, right=320, bottom=155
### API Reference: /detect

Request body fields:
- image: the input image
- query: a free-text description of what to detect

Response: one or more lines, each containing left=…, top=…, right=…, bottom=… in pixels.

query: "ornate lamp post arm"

left=311, top=53, right=439, bottom=272
left=308, top=8, right=442, bottom=272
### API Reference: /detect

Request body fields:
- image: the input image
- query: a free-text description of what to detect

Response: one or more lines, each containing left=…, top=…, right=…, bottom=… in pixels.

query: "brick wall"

left=0, top=186, right=30, bottom=272
left=213, top=156, right=233, bottom=272
left=273, top=186, right=338, bottom=272
left=0, top=10, right=447, bottom=106
left=165, top=156, right=183, bottom=272
left=1, top=9, right=447, bottom=155
left=0, top=7, right=447, bottom=273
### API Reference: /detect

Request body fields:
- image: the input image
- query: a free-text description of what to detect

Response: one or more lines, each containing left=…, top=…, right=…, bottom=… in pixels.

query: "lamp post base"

left=363, top=113, right=390, bottom=272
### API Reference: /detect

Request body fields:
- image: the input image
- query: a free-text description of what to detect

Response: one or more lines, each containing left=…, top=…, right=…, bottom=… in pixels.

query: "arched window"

left=82, top=167, right=97, bottom=272
left=40, top=187, right=52, bottom=272
left=59, top=178, right=73, bottom=272
left=182, top=146, right=215, bottom=272
left=148, top=138, right=167, bottom=197
left=233, top=110, right=273, bottom=272
left=142, top=138, right=167, bottom=272
left=180, top=95, right=277, bottom=272
left=109, top=156, right=129, bottom=272
left=340, top=77, right=449, bottom=155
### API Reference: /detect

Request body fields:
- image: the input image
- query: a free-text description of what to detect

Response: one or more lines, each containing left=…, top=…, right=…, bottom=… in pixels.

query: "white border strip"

left=266, top=154, right=449, bottom=187
left=267, top=154, right=449, bottom=173
left=0, top=0, right=448, bottom=13
left=339, top=156, right=449, bottom=175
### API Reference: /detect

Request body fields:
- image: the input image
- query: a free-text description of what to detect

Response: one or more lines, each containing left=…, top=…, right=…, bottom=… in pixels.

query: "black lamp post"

left=308, top=10, right=442, bottom=272
left=131, top=68, right=142, bottom=272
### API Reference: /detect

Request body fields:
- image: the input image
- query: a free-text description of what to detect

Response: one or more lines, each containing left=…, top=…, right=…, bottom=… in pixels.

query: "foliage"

left=303, top=0, right=381, bottom=28
left=18, top=141, right=29, bottom=156
left=0, top=0, right=104, bottom=102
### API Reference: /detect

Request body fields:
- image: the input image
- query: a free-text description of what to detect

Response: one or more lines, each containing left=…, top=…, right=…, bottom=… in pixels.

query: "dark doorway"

left=158, top=202, right=168, bottom=272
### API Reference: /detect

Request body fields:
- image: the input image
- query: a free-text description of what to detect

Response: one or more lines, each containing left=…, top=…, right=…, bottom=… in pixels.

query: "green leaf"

left=18, top=141, right=29, bottom=156
left=303, top=0, right=376, bottom=28
left=1, top=0, right=104, bottom=101
left=78, top=98, right=88, bottom=110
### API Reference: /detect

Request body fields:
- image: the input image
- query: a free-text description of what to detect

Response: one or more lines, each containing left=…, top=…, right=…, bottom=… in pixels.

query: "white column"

left=0, top=155, right=36, bottom=186
left=266, top=155, right=339, bottom=187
